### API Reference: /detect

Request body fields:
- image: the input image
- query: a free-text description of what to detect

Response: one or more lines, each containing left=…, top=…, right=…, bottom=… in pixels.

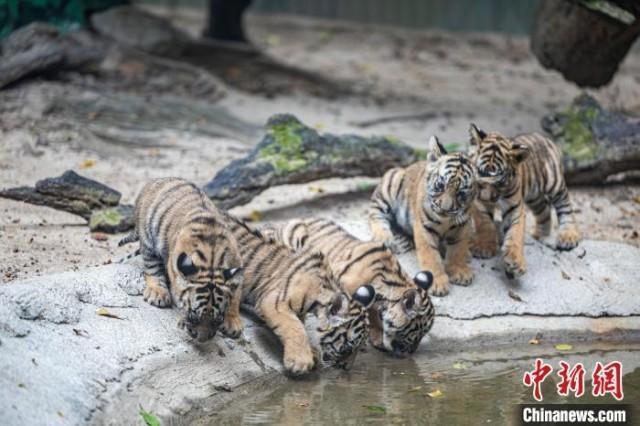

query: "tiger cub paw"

left=143, top=279, right=172, bottom=307
left=470, top=239, right=498, bottom=259
left=447, top=265, right=474, bottom=287
left=503, top=254, right=526, bottom=279
left=430, top=274, right=450, bottom=297
left=284, top=347, right=316, bottom=376
left=557, top=228, right=580, bottom=251
left=221, top=314, right=244, bottom=339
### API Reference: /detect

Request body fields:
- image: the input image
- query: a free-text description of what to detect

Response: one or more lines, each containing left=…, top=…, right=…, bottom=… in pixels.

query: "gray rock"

left=341, top=221, right=640, bottom=319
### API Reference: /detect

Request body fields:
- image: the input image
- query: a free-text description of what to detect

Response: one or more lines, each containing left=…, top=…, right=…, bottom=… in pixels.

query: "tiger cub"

left=119, top=178, right=243, bottom=342
left=369, top=135, right=478, bottom=297
left=268, top=218, right=435, bottom=356
left=223, top=213, right=376, bottom=376
left=468, top=124, right=581, bottom=277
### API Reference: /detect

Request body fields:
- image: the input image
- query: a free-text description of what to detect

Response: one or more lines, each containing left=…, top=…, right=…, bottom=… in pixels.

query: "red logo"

left=557, top=361, right=585, bottom=397
left=523, top=359, right=623, bottom=401
left=592, top=361, right=624, bottom=401
left=523, top=359, right=553, bottom=402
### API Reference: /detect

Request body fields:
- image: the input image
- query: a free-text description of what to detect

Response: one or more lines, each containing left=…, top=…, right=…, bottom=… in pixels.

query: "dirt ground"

left=1, top=9, right=640, bottom=283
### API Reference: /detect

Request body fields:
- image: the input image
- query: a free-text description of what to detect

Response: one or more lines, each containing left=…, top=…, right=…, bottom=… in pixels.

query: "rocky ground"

left=2, top=8, right=640, bottom=425
left=1, top=8, right=640, bottom=283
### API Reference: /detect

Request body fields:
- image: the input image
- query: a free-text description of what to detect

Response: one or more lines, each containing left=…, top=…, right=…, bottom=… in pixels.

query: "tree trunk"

left=203, top=0, right=253, bottom=43
left=531, top=0, right=640, bottom=88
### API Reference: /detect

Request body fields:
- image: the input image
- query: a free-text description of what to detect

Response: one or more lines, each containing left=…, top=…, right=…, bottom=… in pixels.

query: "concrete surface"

left=1, top=223, right=639, bottom=425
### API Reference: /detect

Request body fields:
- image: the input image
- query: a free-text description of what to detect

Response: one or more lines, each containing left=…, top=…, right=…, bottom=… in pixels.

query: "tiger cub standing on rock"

left=267, top=218, right=435, bottom=356
left=369, top=136, right=478, bottom=297
left=468, top=124, right=581, bottom=278
left=119, top=178, right=244, bottom=342
left=223, top=213, right=376, bottom=376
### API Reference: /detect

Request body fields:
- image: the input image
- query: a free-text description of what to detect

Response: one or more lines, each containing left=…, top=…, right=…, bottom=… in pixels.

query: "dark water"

left=198, top=343, right=640, bottom=425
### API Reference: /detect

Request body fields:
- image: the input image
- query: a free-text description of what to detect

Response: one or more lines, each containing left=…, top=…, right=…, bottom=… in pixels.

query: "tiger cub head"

left=375, top=269, right=434, bottom=356
left=468, top=123, right=530, bottom=196
left=314, top=284, right=376, bottom=370
left=169, top=225, right=243, bottom=343
left=335, top=242, right=434, bottom=356
left=424, top=135, right=478, bottom=219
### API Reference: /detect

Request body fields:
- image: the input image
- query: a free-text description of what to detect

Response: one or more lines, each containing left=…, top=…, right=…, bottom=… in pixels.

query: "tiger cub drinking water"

left=268, top=218, right=434, bottom=356
left=369, top=136, right=478, bottom=297
left=223, top=213, right=376, bottom=376
left=119, top=178, right=244, bottom=342
left=468, top=124, right=581, bottom=278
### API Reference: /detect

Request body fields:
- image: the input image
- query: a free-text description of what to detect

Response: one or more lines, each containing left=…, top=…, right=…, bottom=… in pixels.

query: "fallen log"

left=203, top=114, right=423, bottom=209
left=542, top=94, right=640, bottom=184
left=0, top=171, right=132, bottom=232
left=0, top=23, right=104, bottom=89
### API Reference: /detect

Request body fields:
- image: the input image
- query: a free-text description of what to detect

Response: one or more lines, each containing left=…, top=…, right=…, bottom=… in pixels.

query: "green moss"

left=259, top=119, right=315, bottom=175
left=413, top=148, right=427, bottom=160
left=89, top=207, right=123, bottom=229
left=384, top=135, right=401, bottom=145
left=444, top=143, right=461, bottom=153
left=558, top=106, right=599, bottom=162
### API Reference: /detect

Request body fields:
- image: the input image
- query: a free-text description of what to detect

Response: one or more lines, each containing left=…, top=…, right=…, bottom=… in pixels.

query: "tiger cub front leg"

left=445, top=223, right=474, bottom=286
left=501, top=202, right=527, bottom=278
left=552, top=186, right=581, bottom=251
left=470, top=201, right=499, bottom=258
left=142, top=250, right=172, bottom=307
left=260, top=299, right=316, bottom=376
left=221, top=285, right=243, bottom=339
left=413, top=224, right=449, bottom=296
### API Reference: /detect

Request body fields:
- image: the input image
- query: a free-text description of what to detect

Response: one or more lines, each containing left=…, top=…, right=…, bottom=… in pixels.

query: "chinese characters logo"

left=523, top=359, right=623, bottom=401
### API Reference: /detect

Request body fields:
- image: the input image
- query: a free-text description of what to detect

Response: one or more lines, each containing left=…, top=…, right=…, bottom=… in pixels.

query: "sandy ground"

left=1, top=9, right=640, bottom=283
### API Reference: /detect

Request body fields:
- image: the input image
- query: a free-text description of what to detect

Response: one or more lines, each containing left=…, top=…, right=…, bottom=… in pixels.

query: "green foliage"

left=0, top=0, right=128, bottom=38
left=444, top=143, right=461, bottom=153
left=139, top=407, right=161, bottom=426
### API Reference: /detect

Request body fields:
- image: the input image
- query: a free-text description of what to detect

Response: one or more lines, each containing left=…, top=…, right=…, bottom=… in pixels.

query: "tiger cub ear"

left=413, top=271, right=433, bottom=291
left=177, top=253, right=197, bottom=276
left=352, top=285, right=376, bottom=309
left=402, top=289, right=422, bottom=318
left=327, top=292, right=350, bottom=325
left=509, top=141, right=530, bottom=163
left=469, top=123, right=487, bottom=146
left=427, top=135, right=447, bottom=162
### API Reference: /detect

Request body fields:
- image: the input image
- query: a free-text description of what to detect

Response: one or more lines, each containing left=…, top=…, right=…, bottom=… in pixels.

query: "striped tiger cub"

left=268, top=218, right=435, bottom=356
left=468, top=124, right=581, bottom=277
left=223, top=213, right=375, bottom=376
left=369, top=135, right=478, bottom=297
left=119, top=178, right=244, bottom=342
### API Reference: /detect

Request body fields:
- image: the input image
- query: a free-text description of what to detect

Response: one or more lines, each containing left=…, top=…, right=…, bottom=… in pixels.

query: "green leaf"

left=139, top=407, right=161, bottom=426
left=363, top=405, right=387, bottom=414
left=452, top=362, right=468, bottom=370
left=555, top=343, right=573, bottom=351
